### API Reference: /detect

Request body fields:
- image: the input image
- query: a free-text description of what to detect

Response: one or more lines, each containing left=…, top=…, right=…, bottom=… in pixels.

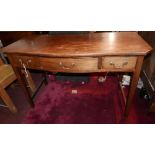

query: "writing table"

left=3, top=32, right=152, bottom=116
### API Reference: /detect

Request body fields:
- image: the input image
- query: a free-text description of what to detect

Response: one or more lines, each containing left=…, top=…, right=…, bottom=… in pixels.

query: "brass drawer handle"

left=19, top=59, right=29, bottom=77
left=26, top=59, right=32, bottom=66
left=59, top=62, right=75, bottom=70
left=110, top=61, right=128, bottom=69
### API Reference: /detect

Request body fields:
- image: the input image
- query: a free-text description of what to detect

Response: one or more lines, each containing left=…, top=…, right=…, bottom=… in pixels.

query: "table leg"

left=13, top=67, right=34, bottom=107
left=125, top=56, right=144, bottom=116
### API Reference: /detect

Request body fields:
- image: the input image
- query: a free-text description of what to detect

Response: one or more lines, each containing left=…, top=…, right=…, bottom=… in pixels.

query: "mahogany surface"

left=3, top=32, right=151, bottom=57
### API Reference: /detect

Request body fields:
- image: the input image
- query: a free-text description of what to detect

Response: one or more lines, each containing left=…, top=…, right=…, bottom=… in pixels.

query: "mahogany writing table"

left=2, top=32, right=152, bottom=116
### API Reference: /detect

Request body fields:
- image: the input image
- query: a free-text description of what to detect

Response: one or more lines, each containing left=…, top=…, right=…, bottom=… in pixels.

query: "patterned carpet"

left=1, top=72, right=155, bottom=124
left=23, top=74, right=155, bottom=124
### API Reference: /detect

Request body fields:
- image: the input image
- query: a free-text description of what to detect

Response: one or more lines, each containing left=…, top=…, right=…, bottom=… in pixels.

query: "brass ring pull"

left=110, top=61, right=128, bottom=69
left=59, top=62, right=75, bottom=70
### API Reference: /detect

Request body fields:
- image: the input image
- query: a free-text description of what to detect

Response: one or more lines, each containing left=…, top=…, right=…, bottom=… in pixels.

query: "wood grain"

left=3, top=32, right=152, bottom=57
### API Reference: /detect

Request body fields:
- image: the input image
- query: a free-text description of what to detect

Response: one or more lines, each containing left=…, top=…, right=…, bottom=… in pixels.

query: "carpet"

left=23, top=74, right=155, bottom=124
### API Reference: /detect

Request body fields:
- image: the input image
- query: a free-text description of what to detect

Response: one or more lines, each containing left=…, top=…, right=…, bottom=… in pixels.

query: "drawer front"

left=12, top=55, right=99, bottom=73
left=12, top=55, right=41, bottom=69
left=102, top=56, right=137, bottom=70
left=40, top=57, right=98, bottom=73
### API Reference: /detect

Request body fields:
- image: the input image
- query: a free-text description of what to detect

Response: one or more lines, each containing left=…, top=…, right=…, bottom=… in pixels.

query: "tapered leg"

left=125, top=56, right=144, bottom=116
left=0, top=85, right=17, bottom=113
left=13, top=67, right=34, bottom=107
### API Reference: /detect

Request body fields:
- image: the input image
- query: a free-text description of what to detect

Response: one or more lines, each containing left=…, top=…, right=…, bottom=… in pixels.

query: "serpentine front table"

left=2, top=32, right=152, bottom=116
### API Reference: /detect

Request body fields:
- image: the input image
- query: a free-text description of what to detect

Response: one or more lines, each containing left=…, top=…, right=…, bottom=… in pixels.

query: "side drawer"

left=102, top=56, right=137, bottom=71
left=11, top=55, right=41, bottom=69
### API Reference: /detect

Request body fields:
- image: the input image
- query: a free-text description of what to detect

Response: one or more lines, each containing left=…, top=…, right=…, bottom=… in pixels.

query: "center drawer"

left=40, top=57, right=98, bottom=73
left=12, top=55, right=99, bottom=73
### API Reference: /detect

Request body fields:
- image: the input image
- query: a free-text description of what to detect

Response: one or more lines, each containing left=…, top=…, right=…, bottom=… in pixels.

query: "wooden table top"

left=3, top=32, right=152, bottom=57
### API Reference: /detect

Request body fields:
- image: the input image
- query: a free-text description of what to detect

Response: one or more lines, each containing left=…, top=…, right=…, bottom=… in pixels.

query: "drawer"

left=40, top=57, right=98, bottom=73
left=11, top=55, right=41, bottom=69
left=12, top=55, right=99, bottom=73
left=102, top=56, right=137, bottom=70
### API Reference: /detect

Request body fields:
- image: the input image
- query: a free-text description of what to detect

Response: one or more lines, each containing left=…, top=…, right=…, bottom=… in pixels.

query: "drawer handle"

left=110, top=61, right=128, bottom=69
left=19, top=59, right=29, bottom=78
left=59, top=62, right=75, bottom=70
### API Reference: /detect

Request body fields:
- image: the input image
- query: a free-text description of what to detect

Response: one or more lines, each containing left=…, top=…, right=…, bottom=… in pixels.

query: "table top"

left=3, top=32, right=152, bottom=57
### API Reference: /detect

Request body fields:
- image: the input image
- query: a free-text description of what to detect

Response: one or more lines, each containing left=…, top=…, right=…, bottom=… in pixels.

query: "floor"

left=0, top=72, right=155, bottom=124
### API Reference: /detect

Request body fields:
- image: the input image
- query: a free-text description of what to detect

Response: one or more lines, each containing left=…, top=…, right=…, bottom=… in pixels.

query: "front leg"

left=125, top=56, right=144, bottom=116
left=13, top=67, right=34, bottom=107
